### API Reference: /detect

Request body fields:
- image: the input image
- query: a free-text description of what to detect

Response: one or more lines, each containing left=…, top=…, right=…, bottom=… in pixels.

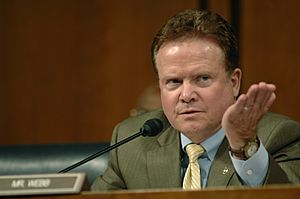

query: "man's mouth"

left=179, top=109, right=202, bottom=115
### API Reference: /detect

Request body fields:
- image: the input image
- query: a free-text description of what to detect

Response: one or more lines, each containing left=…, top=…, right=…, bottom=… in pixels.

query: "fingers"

left=265, top=92, right=276, bottom=111
left=261, top=83, right=276, bottom=112
left=241, top=82, right=276, bottom=114
left=234, top=93, right=248, bottom=113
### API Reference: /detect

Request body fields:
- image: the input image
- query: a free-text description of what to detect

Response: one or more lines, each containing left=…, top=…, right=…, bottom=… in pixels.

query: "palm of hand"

left=222, top=82, right=276, bottom=149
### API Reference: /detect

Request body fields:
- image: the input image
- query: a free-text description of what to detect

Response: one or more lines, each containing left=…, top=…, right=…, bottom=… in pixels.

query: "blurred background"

left=0, top=0, right=299, bottom=145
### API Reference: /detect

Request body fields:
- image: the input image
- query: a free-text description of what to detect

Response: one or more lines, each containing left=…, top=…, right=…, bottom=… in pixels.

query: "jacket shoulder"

left=258, top=112, right=299, bottom=131
left=112, top=109, right=169, bottom=140
left=258, top=112, right=300, bottom=151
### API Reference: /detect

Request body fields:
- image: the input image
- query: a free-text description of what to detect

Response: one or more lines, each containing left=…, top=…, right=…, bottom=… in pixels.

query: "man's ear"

left=231, top=68, right=242, bottom=97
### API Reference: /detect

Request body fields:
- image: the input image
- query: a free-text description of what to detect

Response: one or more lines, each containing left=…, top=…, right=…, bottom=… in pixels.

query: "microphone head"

left=140, top=119, right=163, bottom=137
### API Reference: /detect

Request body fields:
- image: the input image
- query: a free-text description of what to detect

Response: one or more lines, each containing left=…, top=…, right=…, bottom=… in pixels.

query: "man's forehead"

left=157, top=37, right=225, bottom=61
left=164, top=45, right=179, bottom=56
left=159, top=36, right=222, bottom=52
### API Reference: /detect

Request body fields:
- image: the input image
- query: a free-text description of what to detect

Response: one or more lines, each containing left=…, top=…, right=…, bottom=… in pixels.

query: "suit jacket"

left=91, top=109, right=300, bottom=190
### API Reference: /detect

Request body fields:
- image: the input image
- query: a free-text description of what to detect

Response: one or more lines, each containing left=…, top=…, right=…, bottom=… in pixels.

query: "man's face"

left=156, top=37, right=241, bottom=142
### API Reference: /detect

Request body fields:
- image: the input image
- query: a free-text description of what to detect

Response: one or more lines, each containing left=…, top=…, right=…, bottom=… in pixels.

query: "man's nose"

left=179, top=82, right=197, bottom=103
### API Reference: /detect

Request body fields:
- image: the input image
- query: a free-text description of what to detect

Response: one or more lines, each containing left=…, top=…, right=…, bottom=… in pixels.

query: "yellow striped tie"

left=183, top=144, right=204, bottom=190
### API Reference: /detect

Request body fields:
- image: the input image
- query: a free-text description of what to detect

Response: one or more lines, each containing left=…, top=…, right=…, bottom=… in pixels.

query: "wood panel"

left=0, top=0, right=198, bottom=144
left=209, top=0, right=231, bottom=21
left=3, top=0, right=298, bottom=145
left=240, top=0, right=300, bottom=122
left=11, top=185, right=300, bottom=199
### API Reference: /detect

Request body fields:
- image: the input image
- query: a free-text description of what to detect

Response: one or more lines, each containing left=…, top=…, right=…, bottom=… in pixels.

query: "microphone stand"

left=58, top=131, right=143, bottom=173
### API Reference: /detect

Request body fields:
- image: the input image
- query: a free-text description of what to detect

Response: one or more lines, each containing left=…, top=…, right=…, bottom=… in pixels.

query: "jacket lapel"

left=146, top=126, right=182, bottom=188
left=207, top=138, right=239, bottom=187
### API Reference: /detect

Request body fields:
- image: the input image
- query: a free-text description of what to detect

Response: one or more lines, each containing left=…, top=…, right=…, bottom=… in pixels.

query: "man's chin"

left=175, top=124, right=208, bottom=135
left=168, top=116, right=211, bottom=133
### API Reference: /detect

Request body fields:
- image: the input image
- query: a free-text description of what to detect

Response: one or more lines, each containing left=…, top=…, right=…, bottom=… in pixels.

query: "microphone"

left=58, top=118, right=163, bottom=173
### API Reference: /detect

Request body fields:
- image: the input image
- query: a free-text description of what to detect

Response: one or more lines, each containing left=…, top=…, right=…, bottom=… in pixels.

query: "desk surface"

left=12, top=185, right=300, bottom=199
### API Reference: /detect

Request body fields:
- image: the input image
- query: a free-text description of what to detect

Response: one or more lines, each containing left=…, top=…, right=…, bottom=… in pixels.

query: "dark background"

left=1, top=0, right=299, bottom=145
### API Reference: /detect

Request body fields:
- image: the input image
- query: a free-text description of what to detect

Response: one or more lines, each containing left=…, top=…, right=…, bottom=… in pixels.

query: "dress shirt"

left=180, top=128, right=269, bottom=187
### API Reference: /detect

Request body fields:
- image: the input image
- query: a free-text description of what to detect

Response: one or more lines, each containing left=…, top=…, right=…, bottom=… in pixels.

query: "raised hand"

left=222, top=82, right=276, bottom=150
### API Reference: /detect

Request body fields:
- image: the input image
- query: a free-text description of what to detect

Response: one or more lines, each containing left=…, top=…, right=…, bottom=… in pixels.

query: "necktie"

left=183, top=144, right=204, bottom=190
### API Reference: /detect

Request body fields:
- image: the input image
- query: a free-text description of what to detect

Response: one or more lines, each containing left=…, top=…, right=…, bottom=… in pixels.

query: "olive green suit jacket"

left=91, top=109, right=300, bottom=190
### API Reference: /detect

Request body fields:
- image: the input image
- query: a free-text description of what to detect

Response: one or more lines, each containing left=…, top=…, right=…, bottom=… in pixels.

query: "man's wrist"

left=229, top=137, right=260, bottom=160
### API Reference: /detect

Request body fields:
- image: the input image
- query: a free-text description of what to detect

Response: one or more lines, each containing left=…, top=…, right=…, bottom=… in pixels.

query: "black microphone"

left=58, top=118, right=163, bottom=173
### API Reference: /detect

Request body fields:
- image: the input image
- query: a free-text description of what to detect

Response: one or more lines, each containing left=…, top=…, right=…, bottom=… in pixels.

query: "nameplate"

left=0, top=173, right=86, bottom=196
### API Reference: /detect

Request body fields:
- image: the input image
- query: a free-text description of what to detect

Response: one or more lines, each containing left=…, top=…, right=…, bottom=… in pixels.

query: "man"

left=91, top=9, right=300, bottom=190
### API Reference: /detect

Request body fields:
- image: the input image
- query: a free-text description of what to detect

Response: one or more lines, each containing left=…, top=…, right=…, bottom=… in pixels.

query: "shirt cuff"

left=229, top=141, right=269, bottom=186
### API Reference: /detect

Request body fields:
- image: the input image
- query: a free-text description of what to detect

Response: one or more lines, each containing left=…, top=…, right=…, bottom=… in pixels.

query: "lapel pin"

left=222, top=167, right=229, bottom=175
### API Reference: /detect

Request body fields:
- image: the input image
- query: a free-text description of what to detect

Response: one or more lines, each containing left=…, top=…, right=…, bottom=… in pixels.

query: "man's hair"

left=151, top=9, right=239, bottom=75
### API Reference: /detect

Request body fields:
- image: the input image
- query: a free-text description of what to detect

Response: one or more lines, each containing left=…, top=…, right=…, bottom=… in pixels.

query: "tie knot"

left=185, top=144, right=204, bottom=162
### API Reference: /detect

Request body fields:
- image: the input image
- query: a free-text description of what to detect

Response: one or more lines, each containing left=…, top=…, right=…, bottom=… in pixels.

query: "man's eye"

left=166, top=79, right=181, bottom=89
left=168, top=79, right=180, bottom=84
left=200, top=76, right=209, bottom=81
left=197, top=75, right=212, bottom=87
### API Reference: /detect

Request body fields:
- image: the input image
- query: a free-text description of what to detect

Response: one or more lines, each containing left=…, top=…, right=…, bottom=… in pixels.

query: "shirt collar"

left=180, top=128, right=225, bottom=161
